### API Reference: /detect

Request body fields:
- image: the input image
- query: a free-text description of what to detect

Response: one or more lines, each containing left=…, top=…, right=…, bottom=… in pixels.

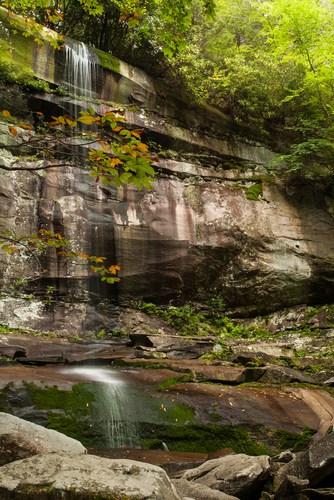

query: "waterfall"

left=64, top=41, right=99, bottom=99
left=61, top=367, right=140, bottom=449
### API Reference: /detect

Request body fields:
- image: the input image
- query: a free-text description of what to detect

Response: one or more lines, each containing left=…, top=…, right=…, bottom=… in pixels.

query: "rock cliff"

left=1, top=7, right=334, bottom=333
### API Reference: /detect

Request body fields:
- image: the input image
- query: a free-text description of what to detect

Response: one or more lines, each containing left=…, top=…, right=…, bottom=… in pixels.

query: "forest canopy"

left=2, top=0, right=334, bottom=177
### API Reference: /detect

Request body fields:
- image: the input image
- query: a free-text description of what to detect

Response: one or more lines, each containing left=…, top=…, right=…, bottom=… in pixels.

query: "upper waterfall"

left=64, top=41, right=100, bottom=99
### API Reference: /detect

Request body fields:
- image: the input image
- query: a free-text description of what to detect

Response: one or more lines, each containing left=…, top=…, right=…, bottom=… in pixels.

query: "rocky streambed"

left=0, top=304, right=334, bottom=498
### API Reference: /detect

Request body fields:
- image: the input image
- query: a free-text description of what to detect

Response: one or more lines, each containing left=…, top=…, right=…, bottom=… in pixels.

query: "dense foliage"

left=172, top=0, right=334, bottom=176
left=2, top=0, right=215, bottom=73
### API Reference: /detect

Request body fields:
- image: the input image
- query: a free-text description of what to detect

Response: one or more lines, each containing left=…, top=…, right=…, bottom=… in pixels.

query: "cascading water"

left=62, top=367, right=140, bottom=449
left=64, top=41, right=99, bottom=99
left=58, top=47, right=135, bottom=447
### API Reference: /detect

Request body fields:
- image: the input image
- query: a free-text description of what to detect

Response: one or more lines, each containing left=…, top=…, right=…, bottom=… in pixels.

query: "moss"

left=0, top=324, right=55, bottom=338
left=273, top=427, right=315, bottom=452
left=157, top=373, right=194, bottom=390
left=112, top=359, right=184, bottom=372
left=0, top=7, right=57, bottom=87
left=95, top=48, right=121, bottom=74
left=208, top=412, right=221, bottom=422
left=141, top=422, right=315, bottom=455
left=26, top=383, right=94, bottom=412
left=245, top=182, right=263, bottom=200
left=141, top=423, right=271, bottom=455
left=24, top=382, right=99, bottom=446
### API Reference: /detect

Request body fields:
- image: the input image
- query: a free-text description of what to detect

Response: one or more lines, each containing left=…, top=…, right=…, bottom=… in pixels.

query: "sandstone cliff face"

left=0, top=9, right=334, bottom=333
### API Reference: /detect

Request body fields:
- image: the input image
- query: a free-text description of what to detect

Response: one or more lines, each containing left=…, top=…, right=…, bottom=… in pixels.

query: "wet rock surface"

left=0, top=320, right=333, bottom=500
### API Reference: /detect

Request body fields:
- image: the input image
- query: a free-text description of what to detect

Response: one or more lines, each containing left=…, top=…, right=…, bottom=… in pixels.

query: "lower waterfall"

left=61, top=366, right=140, bottom=449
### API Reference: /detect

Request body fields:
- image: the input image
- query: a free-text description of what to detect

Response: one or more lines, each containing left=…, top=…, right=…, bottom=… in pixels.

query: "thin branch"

left=0, top=162, right=80, bottom=171
left=0, top=235, right=43, bottom=269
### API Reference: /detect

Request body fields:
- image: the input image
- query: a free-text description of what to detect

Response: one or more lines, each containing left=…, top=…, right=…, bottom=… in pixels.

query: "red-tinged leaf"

left=2, top=110, right=11, bottom=118
left=113, top=126, right=123, bottom=133
left=8, top=126, right=17, bottom=137
left=34, top=111, right=44, bottom=116
left=48, top=121, right=60, bottom=127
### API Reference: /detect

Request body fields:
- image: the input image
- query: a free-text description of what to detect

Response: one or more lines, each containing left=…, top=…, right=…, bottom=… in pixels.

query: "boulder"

left=181, top=453, right=270, bottom=499
left=172, top=478, right=239, bottom=500
left=190, top=365, right=265, bottom=384
left=230, top=351, right=273, bottom=366
left=130, top=333, right=213, bottom=359
left=258, top=366, right=316, bottom=385
left=0, top=453, right=182, bottom=499
left=324, top=376, right=334, bottom=386
left=0, top=412, right=86, bottom=466
left=275, top=433, right=334, bottom=498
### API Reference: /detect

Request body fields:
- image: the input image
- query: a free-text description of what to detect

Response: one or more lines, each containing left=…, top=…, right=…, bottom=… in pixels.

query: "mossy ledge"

left=0, top=382, right=315, bottom=455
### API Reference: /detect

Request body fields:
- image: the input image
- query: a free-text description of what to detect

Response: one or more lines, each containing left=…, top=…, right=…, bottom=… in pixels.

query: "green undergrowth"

left=133, top=301, right=271, bottom=339
left=0, top=49, right=51, bottom=92
left=0, top=323, right=56, bottom=338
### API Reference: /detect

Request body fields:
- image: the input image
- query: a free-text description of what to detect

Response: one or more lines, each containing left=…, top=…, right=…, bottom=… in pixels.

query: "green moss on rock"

left=140, top=423, right=271, bottom=455
left=246, top=182, right=263, bottom=200
left=273, top=427, right=315, bottom=452
left=95, top=48, right=121, bottom=74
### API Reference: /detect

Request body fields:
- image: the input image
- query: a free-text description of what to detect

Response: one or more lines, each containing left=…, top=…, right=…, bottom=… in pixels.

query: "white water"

left=61, top=366, right=140, bottom=448
left=64, top=41, right=98, bottom=99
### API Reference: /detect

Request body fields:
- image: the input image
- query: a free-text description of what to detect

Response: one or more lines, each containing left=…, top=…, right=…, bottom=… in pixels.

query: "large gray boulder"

left=172, top=478, right=239, bottom=499
left=0, top=412, right=86, bottom=465
left=0, top=453, right=182, bottom=499
left=181, top=453, right=270, bottom=498
left=275, top=432, right=334, bottom=499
